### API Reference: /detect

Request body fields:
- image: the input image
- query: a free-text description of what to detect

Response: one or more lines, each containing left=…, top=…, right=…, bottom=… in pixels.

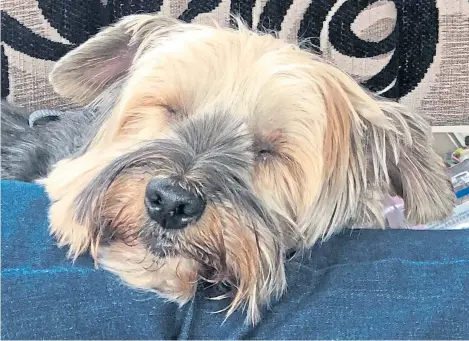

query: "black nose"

left=144, top=178, right=205, bottom=229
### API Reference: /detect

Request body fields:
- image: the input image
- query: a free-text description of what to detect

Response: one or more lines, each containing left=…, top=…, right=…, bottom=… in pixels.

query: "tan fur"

left=99, top=242, right=199, bottom=303
left=102, top=174, right=151, bottom=242
left=184, top=205, right=285, bottom=323
left=43, top=14, right=455, bottom=325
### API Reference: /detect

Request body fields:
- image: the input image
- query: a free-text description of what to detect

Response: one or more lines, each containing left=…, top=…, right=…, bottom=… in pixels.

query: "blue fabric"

left=2, top=180, right=469, bottom=340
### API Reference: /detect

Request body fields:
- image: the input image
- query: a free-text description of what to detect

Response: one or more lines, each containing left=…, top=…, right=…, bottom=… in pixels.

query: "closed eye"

left=162, top=105, right=177, bottom=116
left=253, top=129, right=283, bottom=161
left=254, top=140, right=276, bottom=161
left=258, top=148, right=272, bottom=156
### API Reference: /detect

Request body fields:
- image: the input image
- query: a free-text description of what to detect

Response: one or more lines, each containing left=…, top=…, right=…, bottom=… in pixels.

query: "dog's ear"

left=50, top=15, right=179, bottom=105
left=306, top=61, right=455, bottom=239
left=372, top=100, right=456, bottom=225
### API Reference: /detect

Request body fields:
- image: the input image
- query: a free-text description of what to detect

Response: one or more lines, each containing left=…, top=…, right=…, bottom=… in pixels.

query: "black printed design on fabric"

left=0, top=11, right=73, bottom=60
left=298, top=1, right=333, bottom=54
left=108, top=0, right=164, bottom=24
left=257, top=0, right=294, bottom=32
left=393, top=0, right=438, bottom=98
left=328, top=0, right=399, bottom=97
left=1, top=45, right=9, bottom=98
left=303, top=0, right=438, bottom=99
left=37, top=0, right=108, bottom=45
left=178, top=0, right=223, bottom=22
left=230, top=0, right=255, bottom=28
left=1, top=0, right=439, bottom=102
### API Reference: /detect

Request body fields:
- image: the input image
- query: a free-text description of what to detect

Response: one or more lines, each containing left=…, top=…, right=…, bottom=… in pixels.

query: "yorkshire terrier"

left=1, top=15, right=455, bottom=324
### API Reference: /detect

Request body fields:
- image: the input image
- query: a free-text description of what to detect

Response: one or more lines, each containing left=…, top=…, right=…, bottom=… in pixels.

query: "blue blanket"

left=2, top=180, right=469, bottom=339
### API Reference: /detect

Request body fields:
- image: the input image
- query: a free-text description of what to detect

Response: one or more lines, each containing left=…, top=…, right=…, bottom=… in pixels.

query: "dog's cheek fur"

left=253, top=159, right=305, bottom=247
left=100, top=173, right=151, bottom=243
left=39, top=142, right=141, bottom=259
left=98, top=242, right=199, bottom=304
left=184, top=205, right=286, bottom=325
left=40, top=154, right=107, bottom=260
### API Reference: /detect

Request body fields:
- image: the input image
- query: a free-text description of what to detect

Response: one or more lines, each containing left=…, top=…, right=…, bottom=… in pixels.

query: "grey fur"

left=29, top=109, right=66, bottom=127
left=0, top=76, right=125, bottom=181
left=1, top=101, right=97, bottom=181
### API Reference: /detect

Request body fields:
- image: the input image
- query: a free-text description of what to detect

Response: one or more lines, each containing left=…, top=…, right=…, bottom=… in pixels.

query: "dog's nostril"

left=175, top=204, right=184, bottom=215
left=145, top=178, right=205, bottom=229
left=148, top=194, right=162, bottom=207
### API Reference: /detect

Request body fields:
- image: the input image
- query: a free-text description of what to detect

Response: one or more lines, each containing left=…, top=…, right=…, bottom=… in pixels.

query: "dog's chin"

left=145, top=234, right=223, bottom=285
left=143, top=227, right=183, bottom=258
left=148, top=243, right=181, bottom=258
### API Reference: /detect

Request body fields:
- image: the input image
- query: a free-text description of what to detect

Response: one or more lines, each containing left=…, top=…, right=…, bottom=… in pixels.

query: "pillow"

left=2, top=0, right=469, bottom=126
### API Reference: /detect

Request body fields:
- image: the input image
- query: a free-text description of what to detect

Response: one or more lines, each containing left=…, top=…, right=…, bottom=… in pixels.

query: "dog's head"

left=43, top=15, right=455, bottom=324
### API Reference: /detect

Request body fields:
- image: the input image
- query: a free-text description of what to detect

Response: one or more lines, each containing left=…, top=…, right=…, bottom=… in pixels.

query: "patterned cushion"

left=1, top=0, right=468, bottom=126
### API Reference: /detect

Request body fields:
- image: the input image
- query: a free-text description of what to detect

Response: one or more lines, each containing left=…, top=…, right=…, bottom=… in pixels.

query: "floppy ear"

left=373, top=99, right=456, bottom=225
left=50, top=15, right=180, bottom=105
left=306, top=61, right=455, bottom=241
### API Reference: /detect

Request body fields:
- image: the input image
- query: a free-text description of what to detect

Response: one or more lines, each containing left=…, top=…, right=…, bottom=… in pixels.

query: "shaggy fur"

left=1, top=15, right=455, bottom=324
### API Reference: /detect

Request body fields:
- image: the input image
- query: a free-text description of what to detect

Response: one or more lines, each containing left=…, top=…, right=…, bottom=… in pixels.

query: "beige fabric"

left=403, top=2, right=469, bottom=126
left=1, top=0, right=468, bottom=126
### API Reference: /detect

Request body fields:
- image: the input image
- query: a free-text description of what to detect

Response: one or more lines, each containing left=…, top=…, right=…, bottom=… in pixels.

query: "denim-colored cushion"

left=2, top=180, right=469, bottom=340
